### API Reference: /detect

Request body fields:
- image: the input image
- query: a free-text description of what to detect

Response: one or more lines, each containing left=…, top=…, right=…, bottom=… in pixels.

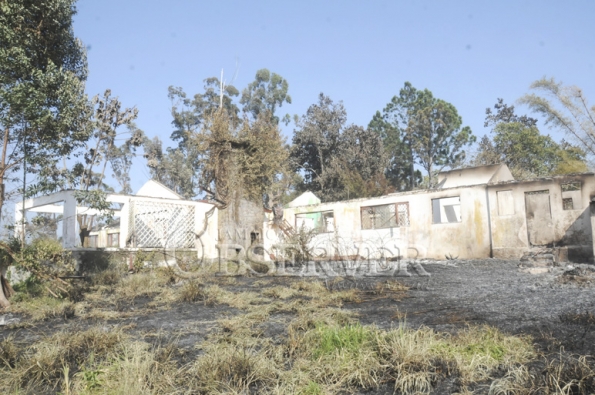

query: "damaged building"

left=15, top=180, right=220, bottom=260
left=264, top=164, right=595, bottom=264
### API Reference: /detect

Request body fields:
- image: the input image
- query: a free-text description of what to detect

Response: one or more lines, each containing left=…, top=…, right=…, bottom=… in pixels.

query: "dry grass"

left=5, top=266, right=595, bottom=394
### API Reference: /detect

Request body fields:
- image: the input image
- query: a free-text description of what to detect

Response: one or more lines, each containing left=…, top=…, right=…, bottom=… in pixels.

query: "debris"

left=520, top=267, right=550, bottom=275
left=0, top=313, right=21, bottom=326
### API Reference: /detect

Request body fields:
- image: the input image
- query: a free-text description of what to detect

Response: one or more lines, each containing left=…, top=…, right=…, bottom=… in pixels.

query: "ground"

left=1, top=258, right=595, bottom=394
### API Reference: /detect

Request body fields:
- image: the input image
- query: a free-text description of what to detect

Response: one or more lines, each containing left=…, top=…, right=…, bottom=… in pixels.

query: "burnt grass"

left=3, top=258, right=595, bottom=393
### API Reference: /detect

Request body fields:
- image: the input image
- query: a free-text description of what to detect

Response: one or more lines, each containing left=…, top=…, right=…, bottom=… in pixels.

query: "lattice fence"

left=128, top=200, right=196, bottom=248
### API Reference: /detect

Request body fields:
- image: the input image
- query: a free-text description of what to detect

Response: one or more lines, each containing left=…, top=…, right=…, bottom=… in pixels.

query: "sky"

left=72, top=0, right=595, bottom=193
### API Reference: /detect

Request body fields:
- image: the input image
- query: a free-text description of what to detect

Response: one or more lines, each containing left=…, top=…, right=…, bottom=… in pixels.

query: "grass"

left=2, top=266, right=595, bottom=394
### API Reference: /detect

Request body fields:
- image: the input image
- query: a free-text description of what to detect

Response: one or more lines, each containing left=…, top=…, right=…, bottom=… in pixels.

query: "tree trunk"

left=0, top=127, right=10, bottom=307
left=0, top=264, right=11, bottom=308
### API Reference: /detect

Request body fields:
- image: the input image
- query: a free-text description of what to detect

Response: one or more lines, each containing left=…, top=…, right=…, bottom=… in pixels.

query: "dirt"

left=125, top=260, right=594, bottom=356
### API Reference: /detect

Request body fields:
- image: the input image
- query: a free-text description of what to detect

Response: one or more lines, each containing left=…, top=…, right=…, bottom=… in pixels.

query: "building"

left=264, top=164, right=595, bottom=263
left=15, top=180, right=220, bottom=260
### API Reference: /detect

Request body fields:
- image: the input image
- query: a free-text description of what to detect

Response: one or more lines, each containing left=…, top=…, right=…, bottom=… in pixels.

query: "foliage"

left=484, top=98, right=537, bottom=128
left=143, top=136, right=196, bottom=198
left=291, top=93, right=389, bottom=202
left=520, top=77, right=595, bottom=159
left=371, top=82, right=474, bottom=189
left=188, top=107, right=289, bottom=207
left=152, top=71, right=292, bottom=202
left=0, top=0, right=90, bottom=209
left=72, top=89, right=142, bottom=193
left=161, top=78, right=240, bottom=198
left=475, top=99, right=588, bottom=178
left=241, top=68, right=292, bottom=125
left=410, top=98, right=475, bottom=186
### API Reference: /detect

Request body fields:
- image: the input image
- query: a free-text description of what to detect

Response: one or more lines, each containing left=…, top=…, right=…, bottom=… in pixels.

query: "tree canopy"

left=370, top=82, right=475, bottom=189
left=291, top=93, right=388, bottom=202
left=0, top=0, right=91, bottom=214
left=474, top=99, right=587, bottom=178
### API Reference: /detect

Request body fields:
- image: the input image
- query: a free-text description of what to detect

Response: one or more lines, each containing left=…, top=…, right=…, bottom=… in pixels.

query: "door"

left=524, top=190, right=555, bottom=246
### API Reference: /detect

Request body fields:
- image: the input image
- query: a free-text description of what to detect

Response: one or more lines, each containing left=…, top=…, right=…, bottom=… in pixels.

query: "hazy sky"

left=73, top=0, right=595, bottom=192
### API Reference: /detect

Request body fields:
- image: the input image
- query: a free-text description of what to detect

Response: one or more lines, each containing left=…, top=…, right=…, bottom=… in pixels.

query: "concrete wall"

left=265, top=173, right=595, bottom=263
left=218, top=198, right=264, bottom=252
left=265, top=184, right=492, bottom=260
left=487, top=174, right=595, bottom=261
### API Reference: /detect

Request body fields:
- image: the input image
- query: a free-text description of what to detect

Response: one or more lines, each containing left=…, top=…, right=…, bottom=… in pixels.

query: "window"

left=88, top=235, right=98, bottom=248
left=361, top=203, right=409, bottom=230
left=497, top=190, right=514, bottom=216
left=432, top=197, right=461, bottom=224
left=561, top=182, right=581, bottom=192
left=295, top=211, right=334, bottom=233
left=561, top=182, right=581, bottom=211
left=107, top=233, right=119, bottom=247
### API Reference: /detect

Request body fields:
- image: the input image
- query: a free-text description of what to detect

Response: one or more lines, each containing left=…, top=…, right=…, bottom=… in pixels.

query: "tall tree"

left=290, top=93, right=345, bottom=198
left=409, top=99, right=475, bottom=186
left=291, top=94, right=388, bottom=202
left=76, top=89, right=141, bottom=192
left=164, top=78, right=240, bottom=198
left=371, top=82, right=474, bottom=189
left=329, top=125, right=389, bottom=200
left=519, top=77, right=595, bottom=158
left=240, top=68, right=292, bottom=125
left=0, top=0, right=91, bottom=214
left=0, top=0, right=90, bottom=307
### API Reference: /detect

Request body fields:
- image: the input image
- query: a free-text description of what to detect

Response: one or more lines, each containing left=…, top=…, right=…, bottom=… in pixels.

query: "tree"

left=0, top=0, right=91, bottom=307
left=519, top=77, right=595, bottom=158
left=69, top=89, right=142, bottom=247
left=290, top=93, right=345, bottom=198
left=371, top=82, right=474, bottom=189
left=191, top=108, right=289, bottom=208
left=474, top=99, right=588, bottom=178
left=291, top=94, right=389, bottom=202
left=369, top=82, right=421, bottom=191
left=485, top=98, right=537, bottom=128
left=143, top=136, right=196, bottom=198
left=76, top=89, right=141, bottom=191
left=409, top=99, right=475, bottom=186
left=240, top=68, right=292, bottom=125
left=163, top=78, right=240, bottom=198
left=329, top=125, right=390, bottom=200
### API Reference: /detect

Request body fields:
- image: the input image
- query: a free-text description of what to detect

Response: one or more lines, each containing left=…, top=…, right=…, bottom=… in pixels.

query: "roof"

left=135, top=179, right=183, bottom=200
left=287, top=191, right=321, bottom=208
left=436, top=163, right=514, bottom=188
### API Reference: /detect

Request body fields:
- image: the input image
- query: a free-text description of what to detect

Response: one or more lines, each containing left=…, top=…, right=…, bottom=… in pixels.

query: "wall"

left=487, top=174, right=595, bottom=261
left=265, top=184, right=492, bottom=261
left=218, top=198, right=264, bottom=253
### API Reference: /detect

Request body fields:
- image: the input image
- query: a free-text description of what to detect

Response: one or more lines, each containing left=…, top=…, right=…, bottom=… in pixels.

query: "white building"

left=264, top=165, right=595, bottom=263
left=15, top=180, right=219, bottom=259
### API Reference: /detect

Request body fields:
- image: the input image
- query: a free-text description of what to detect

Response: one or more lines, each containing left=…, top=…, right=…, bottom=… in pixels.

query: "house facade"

left=15, top=180, right=220, bottom=260
left=263, top=165, right=595, bottom=263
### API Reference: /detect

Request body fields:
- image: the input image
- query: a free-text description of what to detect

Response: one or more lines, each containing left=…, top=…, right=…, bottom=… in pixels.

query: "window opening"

left=295, top=211, right=334, bottom=233
left=361, top=203, right=408, bottom=230
left=432, top=197, right=461, bottom=224
left=561, top=182, right=581, bottom=192
left=561, top=182, right=581, bottom=211
left=107, top=233, right=119, bottom=247
left=562, top=198, right=574, bottom=210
